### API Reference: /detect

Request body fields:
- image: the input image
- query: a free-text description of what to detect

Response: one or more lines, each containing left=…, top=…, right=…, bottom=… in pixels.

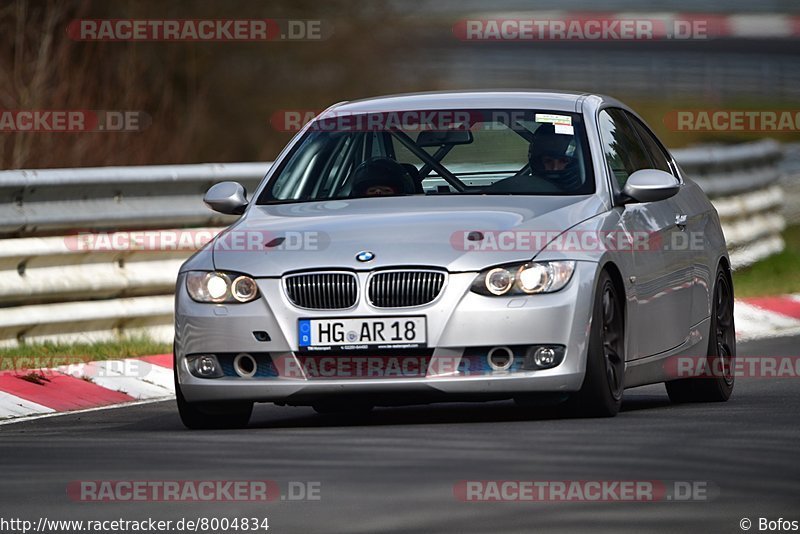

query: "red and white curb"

left=0, top=354, right=173, bottom=423
left=736, top=294, right=800, bottom=341
left=1, top=296, right=799, bottom=423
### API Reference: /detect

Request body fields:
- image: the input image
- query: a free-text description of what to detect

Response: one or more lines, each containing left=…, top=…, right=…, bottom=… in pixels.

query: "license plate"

left=298, top=317, right=426, bottom=351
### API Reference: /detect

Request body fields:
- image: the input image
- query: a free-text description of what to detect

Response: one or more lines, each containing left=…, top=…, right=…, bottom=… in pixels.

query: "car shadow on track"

left=239, top=392, right=676, bottom=430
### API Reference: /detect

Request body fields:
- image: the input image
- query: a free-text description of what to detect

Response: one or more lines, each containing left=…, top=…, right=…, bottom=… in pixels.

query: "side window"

left=597, top=109, right=651, bottom=188
left=315, top=134, right=357, bottom=197
left=272, top=132, right=362, bottom=200
left=627, top=115, right=673, bottom=174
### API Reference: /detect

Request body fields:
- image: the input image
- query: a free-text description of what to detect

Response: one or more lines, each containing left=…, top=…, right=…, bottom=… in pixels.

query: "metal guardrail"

left=0, top=163, right=267, bottom=236
left=0, top=140, right=789, bottom=346
left=674, top=140, right=786, bottom=269
left=780, top=142, right=800, bottom=225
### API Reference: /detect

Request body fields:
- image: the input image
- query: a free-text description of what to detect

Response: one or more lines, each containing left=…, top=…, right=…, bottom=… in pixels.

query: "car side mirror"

left=204, top=181, right=248, bottom=215
left=621, top=169, right=680, bottom=204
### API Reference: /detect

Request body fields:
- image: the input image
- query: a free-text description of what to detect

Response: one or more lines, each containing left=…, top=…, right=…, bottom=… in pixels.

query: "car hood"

left=211, top=195, right=606, bottom=275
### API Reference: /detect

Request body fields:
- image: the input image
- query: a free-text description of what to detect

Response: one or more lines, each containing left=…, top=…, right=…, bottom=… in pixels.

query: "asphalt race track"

left=1, top=336, right=798, bottom=534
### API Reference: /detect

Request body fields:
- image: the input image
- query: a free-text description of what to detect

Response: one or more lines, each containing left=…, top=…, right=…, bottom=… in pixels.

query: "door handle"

left=675, top=213, right=687, bottom=229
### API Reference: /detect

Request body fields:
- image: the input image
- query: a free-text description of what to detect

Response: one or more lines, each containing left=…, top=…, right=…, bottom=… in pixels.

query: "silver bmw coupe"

left=174, top=91, right=735, bottom=428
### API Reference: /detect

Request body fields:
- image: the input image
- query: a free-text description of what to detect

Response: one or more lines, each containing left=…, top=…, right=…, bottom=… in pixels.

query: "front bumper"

left=174, top=262, right=598, bottom=404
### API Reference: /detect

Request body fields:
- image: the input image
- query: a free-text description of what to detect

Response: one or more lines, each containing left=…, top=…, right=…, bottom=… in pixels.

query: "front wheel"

left=174, top=353, right=253, bottom=430
left=565, top=270, right=625, bottom=417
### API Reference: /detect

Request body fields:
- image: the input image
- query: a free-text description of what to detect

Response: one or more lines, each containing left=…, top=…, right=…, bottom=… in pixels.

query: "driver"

left=356, top=179, right=399, bottom=197
left=350, top=157, right=416, bottom=197
left=527, top=123, right=582, bottom=191
left=486, top=123, right=582, bottom=193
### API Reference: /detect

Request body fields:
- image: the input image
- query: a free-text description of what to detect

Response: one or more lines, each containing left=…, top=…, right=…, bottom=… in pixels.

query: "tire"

left=174, top=351, right=253, bottom=430
left=565, top=270, right=625, bottom=417
left=666, top=266, right=735, bottom=403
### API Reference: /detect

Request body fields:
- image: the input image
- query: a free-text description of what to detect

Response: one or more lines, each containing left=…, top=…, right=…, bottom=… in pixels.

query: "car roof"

left=323, top=90, right=627, bottom=115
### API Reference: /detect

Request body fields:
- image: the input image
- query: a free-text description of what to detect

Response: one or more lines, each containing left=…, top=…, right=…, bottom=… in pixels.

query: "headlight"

left=186, top=271, right=260, bottom=303
left=231, top=275, right=259, bottom=302
left=485, top=267, right=514, bottom=295
left=471, top=261, right=575, bottom=296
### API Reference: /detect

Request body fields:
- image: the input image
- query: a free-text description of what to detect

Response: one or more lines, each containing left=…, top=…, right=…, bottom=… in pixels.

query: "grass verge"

left=0, top=336, right=171, bottom=371
left=733, top=225, right=800, bottom=298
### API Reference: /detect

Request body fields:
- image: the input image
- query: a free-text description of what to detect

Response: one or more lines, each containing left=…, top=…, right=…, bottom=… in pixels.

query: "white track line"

left=0, top=391, right=56, bottom=419
left=0, top=396, right=173, bottom=426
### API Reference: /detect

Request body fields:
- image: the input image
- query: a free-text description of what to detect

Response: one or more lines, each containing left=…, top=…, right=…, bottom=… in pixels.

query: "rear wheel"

left=565, top=270, right=625, bottom=417
left=666, top=266, right=735, bottom=403
left=174, top=351, right=253, bottom=429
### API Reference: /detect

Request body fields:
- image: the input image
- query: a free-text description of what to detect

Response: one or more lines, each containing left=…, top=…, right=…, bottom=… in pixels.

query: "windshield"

left=257, top=109, right=594, bottom=204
